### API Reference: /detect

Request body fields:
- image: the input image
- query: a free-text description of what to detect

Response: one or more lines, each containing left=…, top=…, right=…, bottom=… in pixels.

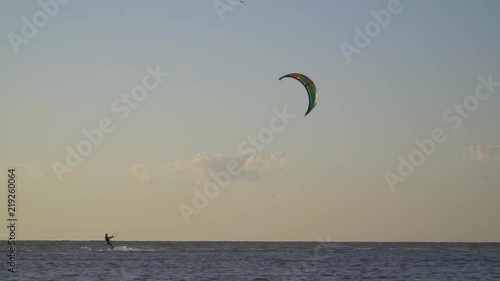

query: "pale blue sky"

left=0, top=0, right=499, bottom=241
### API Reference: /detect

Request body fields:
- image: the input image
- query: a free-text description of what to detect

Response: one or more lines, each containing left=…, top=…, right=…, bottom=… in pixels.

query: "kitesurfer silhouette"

left=105, top=233, right=114, bottom=249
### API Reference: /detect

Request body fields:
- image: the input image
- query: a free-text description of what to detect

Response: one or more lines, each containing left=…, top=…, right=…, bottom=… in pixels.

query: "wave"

left=112, top=245, right=156, bottom=252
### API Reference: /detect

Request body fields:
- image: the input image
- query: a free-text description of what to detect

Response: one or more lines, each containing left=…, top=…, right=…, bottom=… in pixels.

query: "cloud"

left=160, top=151, right=286, bottom=184
left=0, top=161, right=48, bottom=184
left=131, top=164, right=153, bottom=186
left=454, top=145, right=500, bottom=163
left=468, top=145, right=500, bottom=162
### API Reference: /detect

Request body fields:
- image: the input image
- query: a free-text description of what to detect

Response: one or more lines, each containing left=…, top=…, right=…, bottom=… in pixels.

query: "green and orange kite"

left=279, top=73, right=318, bottom=116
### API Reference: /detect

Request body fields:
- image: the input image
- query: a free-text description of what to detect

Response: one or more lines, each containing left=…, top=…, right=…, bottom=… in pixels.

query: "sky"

left=0, top=0, right=499, bottom=242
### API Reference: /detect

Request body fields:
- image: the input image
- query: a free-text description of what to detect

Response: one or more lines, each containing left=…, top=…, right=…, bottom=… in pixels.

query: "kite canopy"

left=278, top=73, right=318, bottom=116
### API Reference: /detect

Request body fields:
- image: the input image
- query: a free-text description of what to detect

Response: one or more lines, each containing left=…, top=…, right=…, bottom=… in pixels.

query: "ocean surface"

left=1, top=241, right=499, bottom=280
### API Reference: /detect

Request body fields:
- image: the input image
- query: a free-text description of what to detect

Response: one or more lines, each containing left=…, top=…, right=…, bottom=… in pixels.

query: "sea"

left=1, top=241, right=499, bottom=280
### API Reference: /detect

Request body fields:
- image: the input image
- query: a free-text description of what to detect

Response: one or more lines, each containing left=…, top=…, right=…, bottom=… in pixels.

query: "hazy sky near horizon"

left=1, top=0, right=499, bottom=241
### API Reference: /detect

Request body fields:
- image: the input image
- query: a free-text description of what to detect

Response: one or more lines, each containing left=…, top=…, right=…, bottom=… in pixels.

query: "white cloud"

left=468, top=145, right=499, bottom=162
left=160, top=151, right=286, bottom=184
left=0, top=160, right=48, bottom=184
left=131, top=164, right=153, bottom=186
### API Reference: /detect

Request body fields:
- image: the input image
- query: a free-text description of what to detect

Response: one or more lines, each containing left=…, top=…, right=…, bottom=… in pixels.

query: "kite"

left=278, top=73, right=318, bottom=116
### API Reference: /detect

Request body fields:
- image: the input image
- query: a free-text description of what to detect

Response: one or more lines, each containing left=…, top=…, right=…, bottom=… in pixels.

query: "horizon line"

left=3, top=239, right=500, bottom=243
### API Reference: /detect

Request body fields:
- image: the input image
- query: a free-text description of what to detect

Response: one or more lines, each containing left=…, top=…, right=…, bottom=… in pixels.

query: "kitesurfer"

left=105, top=233, right=114, bottom=249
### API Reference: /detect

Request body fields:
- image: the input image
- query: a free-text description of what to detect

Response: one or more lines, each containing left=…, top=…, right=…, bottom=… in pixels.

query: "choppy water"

left=1, top=241, right=499, bottom=280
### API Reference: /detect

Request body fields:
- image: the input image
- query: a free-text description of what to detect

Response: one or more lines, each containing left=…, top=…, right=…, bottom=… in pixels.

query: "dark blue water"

left=1, top=241, right=499, bottom=280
